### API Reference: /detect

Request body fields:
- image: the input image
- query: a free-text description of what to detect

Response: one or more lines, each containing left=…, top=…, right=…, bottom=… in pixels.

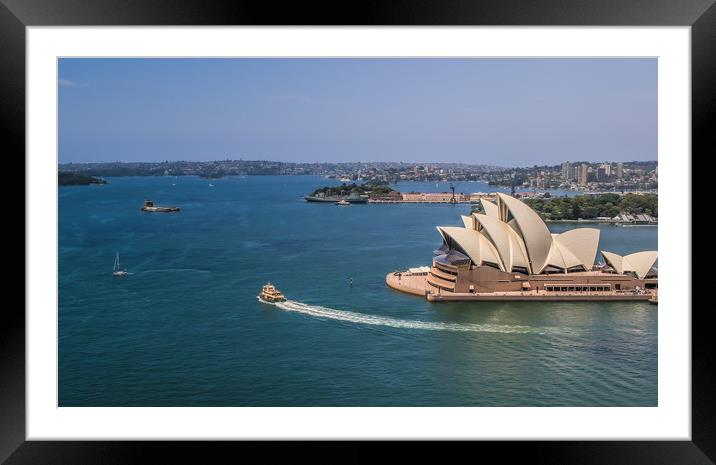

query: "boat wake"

left=265, top=299, right=563, bottom=335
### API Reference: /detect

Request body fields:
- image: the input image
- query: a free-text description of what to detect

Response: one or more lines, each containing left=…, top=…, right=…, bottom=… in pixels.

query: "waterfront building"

left=386, top=193, right=657, bottom=301
left=368, top=190, right=402, bottom=201
left=401, top=192, right=469, bottom=203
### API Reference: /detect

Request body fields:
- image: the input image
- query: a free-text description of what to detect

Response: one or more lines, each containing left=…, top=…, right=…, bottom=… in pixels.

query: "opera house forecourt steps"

left=386, top=193, right=658, bottom=302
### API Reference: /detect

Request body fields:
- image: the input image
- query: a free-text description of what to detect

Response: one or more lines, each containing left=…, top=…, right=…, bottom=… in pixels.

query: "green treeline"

left=58, top=172, right=107, bottom=186
left=521, top=193, right=657, bottom=220
left=310, top=182, right=394, bottom=197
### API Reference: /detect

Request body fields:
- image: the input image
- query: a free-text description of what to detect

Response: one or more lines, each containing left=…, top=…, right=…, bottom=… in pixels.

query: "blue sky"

left=59, top=58, right=656, bottom=166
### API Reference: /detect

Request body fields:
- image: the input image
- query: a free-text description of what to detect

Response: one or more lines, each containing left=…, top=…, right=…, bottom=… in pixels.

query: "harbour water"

left=59, top=176, right=657, bottom=406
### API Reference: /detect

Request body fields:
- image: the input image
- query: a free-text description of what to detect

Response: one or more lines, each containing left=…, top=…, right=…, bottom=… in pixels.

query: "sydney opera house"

left=386, top=193, right=658, bottom=301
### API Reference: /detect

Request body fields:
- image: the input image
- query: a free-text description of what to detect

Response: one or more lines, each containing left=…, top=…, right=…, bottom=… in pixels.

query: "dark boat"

left=304, top=193, right=368, bottom=204
left=141, top=199, right=180, bottom=212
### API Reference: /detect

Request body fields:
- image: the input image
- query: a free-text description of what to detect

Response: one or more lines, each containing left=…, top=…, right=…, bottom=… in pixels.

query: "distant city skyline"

left=59, top=58, right=657, bottom=166
left=59, top=158, right=656, bottom=169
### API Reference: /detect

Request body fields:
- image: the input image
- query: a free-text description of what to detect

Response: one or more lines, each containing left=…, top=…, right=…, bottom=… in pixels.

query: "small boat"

left=209, top=183, right=214, bottom=187
left=336, top=199, right=350, bottom=206
left=258, top=283, right=286, bottom=303
left=112, top=253, right=129, bottom=277
left=648, top=292, right=658, bottom=305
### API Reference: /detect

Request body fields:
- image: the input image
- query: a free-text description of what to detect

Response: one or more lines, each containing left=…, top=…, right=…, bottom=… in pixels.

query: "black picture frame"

left=2, top=1, right=713, bottom=463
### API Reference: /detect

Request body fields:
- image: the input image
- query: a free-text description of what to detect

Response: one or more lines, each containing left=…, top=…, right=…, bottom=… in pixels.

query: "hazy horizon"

left=59, top=58, right=657, bottom=166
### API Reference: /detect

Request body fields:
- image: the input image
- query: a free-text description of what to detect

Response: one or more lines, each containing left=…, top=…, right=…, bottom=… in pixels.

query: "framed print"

left=3, top=0, right=715, bottom=463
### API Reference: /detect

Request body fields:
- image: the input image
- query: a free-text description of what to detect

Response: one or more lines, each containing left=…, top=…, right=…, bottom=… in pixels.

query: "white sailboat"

left=113, top=253, right=129, bottom=277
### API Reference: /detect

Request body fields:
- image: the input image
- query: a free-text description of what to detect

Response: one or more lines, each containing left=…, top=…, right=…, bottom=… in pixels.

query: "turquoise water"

left=58, top=176, right=657, bottom=406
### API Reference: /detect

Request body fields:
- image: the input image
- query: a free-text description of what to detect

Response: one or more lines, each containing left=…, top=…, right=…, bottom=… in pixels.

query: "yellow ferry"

left=258, top=283, right=286, bottom=303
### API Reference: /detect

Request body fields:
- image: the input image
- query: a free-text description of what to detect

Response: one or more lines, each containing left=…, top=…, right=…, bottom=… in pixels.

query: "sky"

left=58, top=58, right=657, bottom=166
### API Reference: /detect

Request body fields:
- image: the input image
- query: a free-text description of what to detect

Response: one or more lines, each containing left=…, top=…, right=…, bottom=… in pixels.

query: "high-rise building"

left=561, top=161, right=571, bottom=180
left=616, top=162, right=624, bottom=179
left=597, top=163, right=612, bottom=181
left=600, top=163, right=612, bottom=177
left=579, top=164, right=589, bottom=185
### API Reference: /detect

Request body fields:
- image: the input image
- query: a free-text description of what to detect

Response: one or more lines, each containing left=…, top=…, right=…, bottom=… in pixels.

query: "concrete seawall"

left=426, top=293, right=653, bottom=302
left=386, top=272, right=654, bottom=303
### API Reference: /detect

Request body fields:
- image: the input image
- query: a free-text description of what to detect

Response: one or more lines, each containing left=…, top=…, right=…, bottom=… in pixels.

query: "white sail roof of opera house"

left=472, top=213, right=530, bottom=272
left=546, top=236, right=584, bottom=270
left=601, top=250, right=658, bottom=279
left=552, top=228, right=601, bottom=271
left=480, top=198, right=500, bottom=218
left=460, top=215, right=475, bottom=230
left=437, top=226, right=503, bottom=271
left=495, top=193, right=554, bottom=274
left=435, top=193, right=623, bottom=275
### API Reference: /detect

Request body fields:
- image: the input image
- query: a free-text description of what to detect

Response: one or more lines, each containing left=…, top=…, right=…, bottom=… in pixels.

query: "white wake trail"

left=266, top=299, right=561, bottom=335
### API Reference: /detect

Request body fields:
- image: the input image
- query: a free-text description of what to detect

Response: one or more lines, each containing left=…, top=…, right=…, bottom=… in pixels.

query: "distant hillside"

left=58, top=172, right=107, bottom=186
left=57, top=160, right=506, bottom=178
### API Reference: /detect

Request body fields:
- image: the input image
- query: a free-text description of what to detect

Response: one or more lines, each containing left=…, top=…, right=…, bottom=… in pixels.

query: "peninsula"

left=58, top=172, right=107, bottom=186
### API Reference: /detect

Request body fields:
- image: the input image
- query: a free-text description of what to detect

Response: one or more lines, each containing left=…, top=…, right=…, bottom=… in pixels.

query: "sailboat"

left=113, top=253, right=129, bottom=277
